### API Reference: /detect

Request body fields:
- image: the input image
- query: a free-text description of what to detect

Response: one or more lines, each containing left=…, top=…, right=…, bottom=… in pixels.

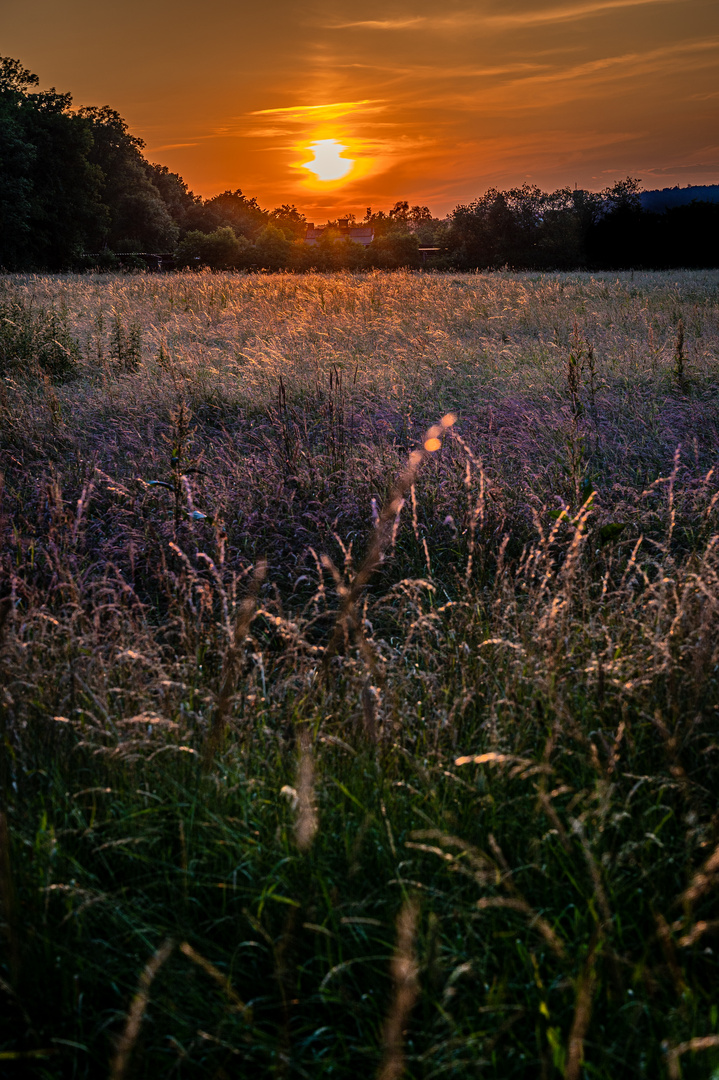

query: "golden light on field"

left=301, top=139, right=354, bottom=183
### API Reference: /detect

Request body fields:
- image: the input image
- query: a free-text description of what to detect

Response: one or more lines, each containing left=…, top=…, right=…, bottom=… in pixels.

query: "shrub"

left=306, top=232, right=368, bottom=271
left=366, top=229, right=420, bottom=268
left=253, top=223, right=294, bottom=270
left=175, top=226, right=247, bottom=269
left=0, top=295, right=80, bottom=379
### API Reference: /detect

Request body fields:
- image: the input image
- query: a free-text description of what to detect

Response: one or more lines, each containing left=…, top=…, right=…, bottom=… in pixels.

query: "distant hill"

left=640, top=184, right=719, bottom=212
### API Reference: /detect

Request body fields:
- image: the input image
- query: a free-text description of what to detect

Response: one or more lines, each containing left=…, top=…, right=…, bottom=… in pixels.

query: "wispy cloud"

left=531, top=36, right=714, bottom=75
left=331, top=0, right=684, bottom=32
left=506, top=36, right=719, bottom=89
left=150, top=141, right=199, bottom=150
left=331, top=60, right=549, bottom=79
left=685, top=89, right=719, bottom=101
left=250, top=99, right=385, bottom=118
left=429, top=37, right=719, bottom=113
left=487, top=0, right=684, bottom=28
left=644, top=161, right=719, bottom=175
left=244, top=127, right=288, bottom=138
left=234, top=98, right=391, bottom=144
left=329, top=18, right=426, bottom=30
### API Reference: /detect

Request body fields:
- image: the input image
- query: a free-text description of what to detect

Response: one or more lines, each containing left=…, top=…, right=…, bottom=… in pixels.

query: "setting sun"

left=302, top=139, right=353, bottom=183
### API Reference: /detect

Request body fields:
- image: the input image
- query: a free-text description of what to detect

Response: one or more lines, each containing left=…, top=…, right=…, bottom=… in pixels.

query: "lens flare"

left=302, top=139, right=353, bottom=182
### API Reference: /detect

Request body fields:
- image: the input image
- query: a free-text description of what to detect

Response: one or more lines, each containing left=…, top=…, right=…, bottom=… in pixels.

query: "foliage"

left=0, top=57, right=177, bottom=268
left=146, top=163, right=203, bottom=232
left=365, top=200, right=435, bottom=238
left=269, top=202, right=307, bottom=240
left=0, top=52, right=717, bottom=274
left=0, top=291, right=79, bottom=379
left=303, top=230, right=367, bottom=271
left=202, top=188, right=273, bottom=239
left=77, top=105, right=178, bottom=253
left=447, top=182, right=643, bottom=270
left=175, top=227, right=249, bottom=269
left=0, top=58, right=107, bottom=270
left=366, top=230, right=421, bottom=268
left=253, top=224, right=294, bottom=270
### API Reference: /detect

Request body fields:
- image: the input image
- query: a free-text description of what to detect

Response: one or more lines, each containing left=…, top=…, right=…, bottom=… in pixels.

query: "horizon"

left=3, top=0, right=718, bottom=219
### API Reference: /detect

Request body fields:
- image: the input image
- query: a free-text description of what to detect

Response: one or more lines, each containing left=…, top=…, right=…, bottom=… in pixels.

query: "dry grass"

left=1, top=268, right=718, bottom=1077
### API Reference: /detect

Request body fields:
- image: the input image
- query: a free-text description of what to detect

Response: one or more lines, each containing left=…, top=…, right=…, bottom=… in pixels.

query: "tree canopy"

left=1, top=55, right=717, bottom=272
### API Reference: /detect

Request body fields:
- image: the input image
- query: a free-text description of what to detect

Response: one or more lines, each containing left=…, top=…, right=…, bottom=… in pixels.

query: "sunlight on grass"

left=1, top=268, right=719, bottom=1077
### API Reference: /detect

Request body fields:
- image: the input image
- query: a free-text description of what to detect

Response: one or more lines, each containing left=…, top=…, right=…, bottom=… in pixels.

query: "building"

left=305, top=220, right=374, bottom=247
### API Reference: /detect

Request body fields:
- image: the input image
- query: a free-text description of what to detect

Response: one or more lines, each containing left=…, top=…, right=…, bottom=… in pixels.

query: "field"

left=1, top=268, right=719, bottom=1079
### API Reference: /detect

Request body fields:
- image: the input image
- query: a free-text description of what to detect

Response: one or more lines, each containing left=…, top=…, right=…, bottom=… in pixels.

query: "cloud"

left=644, top=162, right=719, bottom=175
left=332, top=60, right=550, bottom=79
left=486, top=0, right=685, bottom=28
left=244, top=127, right=288, bottom=138
left=685, top=89, right=719, bottom=101
left=149, top=142, right=199, bottom=150
left=238, top=98, right=391, bottom=144
left=250, top=99, right=386, bottom=118
left=519, top=36, right=719, bottom=82
left=428, top=37, right=719, bottom=113
left=330, top=0, right=684, bottom=32
left=329, top=18, right=427, bottom=30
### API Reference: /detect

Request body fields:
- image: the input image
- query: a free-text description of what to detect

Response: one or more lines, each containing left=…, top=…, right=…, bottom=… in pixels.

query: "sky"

left=3, top=0, right=718, bottom=220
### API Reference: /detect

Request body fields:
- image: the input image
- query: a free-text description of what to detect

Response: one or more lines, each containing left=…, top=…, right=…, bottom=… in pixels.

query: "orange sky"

left=3, top=0, right=718, bottom=219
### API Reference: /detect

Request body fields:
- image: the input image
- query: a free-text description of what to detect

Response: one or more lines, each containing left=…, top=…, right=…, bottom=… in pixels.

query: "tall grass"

left=1, top=269, right=718, bottom=1078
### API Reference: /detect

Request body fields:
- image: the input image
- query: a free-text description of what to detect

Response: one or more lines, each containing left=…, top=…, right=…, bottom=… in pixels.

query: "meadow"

left=1, top=268, right=719, bottom=1079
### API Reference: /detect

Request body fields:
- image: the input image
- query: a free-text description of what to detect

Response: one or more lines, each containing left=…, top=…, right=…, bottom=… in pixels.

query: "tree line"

left=1, top=57, right=717, bottom=273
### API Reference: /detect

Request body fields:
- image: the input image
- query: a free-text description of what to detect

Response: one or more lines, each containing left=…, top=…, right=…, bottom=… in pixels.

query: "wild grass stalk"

left=377, top=899, right=420, bottom=1080
left=1, top=269, right=718, bottom=1077
left=109, top=938, right=174, bottom=1080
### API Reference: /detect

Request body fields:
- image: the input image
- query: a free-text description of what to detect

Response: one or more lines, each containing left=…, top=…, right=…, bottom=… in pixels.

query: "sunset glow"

left=302, top=140, right=354, bottom=183
left=3, top=0, right=718, bottom=219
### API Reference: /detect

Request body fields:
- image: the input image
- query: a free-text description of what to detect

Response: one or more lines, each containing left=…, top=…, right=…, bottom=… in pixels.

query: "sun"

left=302, top=139, right=354, bottom=183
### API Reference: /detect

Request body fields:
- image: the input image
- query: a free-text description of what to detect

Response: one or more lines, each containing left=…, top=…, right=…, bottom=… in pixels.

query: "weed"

left=109, top=311, right=142, bottom=372
left=565, top=326, right=590, bottom=503
left=1, top=269, right=719, bottom=1078
left=672, top=317, right=687, bottom=391
left=0, top=295, right=79, bottom=380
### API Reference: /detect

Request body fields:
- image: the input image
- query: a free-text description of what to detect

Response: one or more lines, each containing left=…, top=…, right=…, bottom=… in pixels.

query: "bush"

left=305, top=232, right=368, bottom=271
left=366, top=230, right=420, bottom=268
left=175, top=226, right=247, bottom=269
left=253, top=224, right=293, bottom=269
left=75, top=249, right=120, bottom=272
left=0, top=295, right=80, bottom=379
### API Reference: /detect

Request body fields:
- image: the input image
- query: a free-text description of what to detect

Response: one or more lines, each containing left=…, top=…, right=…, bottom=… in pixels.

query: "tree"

left=253, top=225, right=292, bottom=270
left=447, top=190, right=515, bottom=267
left=203, top=189, right=270, bottom=239
left=387, top=200, right=433, bottom=229
left=269, top=204, right=306, bottom=239
left=366, top=230, right=420, bottom=268
left=601, top=177, right=642, bottom=213
left=449, top=184, right=588, bottom=269
left=306, top=229, right=366, bottom=271
left=147, top=163, right=201, bottom=232
left=25, top=91, right=108, bottom=267
left=0, top=57, right=107, bottom=269
left=389, top=200, right=411, bottom=225
left=0, top=57, right=39, bottom=95
left=584, top=178, right=645, bottom=268
left=536, top=193, right=584, bottom=268
left=78, top=105, right=178, bottom=251
left=0, top=60, right=37, bottom=267
left=175, top=227, right=248, bottom=269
